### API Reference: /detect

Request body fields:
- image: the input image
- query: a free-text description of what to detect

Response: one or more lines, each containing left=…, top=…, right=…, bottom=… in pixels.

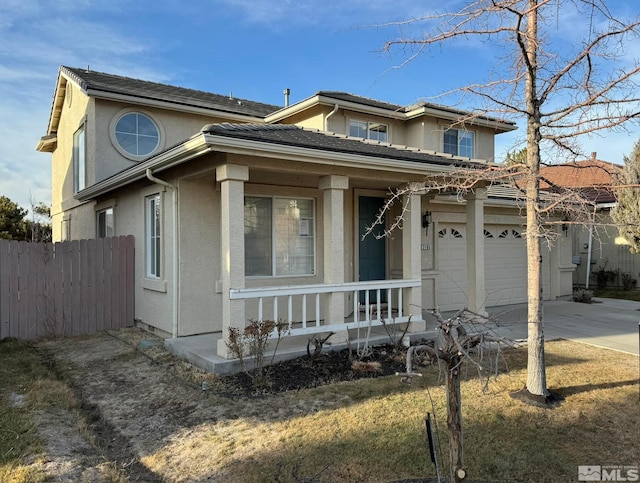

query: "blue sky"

left=1, top=0, right=639, bottom=211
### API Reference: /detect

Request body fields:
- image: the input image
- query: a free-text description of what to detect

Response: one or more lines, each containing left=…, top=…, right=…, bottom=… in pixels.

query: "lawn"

left=0, top=335, right=638, bottom=482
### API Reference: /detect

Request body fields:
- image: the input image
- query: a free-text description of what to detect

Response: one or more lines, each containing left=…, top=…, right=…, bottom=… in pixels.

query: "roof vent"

left=283, top=88, right=290, bottom=107
left=591, top=152, right=597, bottom=160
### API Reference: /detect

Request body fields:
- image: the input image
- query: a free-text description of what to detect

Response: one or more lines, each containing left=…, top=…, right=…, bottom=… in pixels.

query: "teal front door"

left=359, top=196, right=386, bottom=303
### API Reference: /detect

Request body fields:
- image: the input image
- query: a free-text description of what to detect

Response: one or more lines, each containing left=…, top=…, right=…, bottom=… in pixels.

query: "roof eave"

left=76, top=134, right=213, bottom=201
left=267, top=93, right=517, bottom=133
left=404, top=105, right=517, bottom=133
left=35, top=134, right=57, bottom=152
left=77, top=132, right=459, bottom=200
left=265, top=93, right=407, bottom=123
left=85, top=88, right=266, bottom=123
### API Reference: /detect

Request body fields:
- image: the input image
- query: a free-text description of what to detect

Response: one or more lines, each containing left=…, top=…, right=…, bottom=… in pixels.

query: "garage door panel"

left=437, top=224, right=530, bottom=311
left=436, top=225, right=468, bottom=311
left=485, top=227, right=527, bottom=306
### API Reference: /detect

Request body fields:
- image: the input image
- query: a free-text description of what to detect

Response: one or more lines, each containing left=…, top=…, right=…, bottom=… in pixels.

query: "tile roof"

left=316, top=91, right=405, bottom=112
left=62, top=66, right=281, bottom=118
left=538, top=159, right=620, bottom=203
left=201, top=123, right=474, bottom=167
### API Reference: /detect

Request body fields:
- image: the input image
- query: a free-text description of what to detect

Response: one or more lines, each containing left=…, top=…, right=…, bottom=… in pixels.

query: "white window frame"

left=244, top=195, right=316, bottom=278
left=95, top=202, right=115, bottom=238
left=349, top=119, right=389, bottom=142
left=73, top=124, right=86, bottom=192
left=443, top=127, right=475, bottom=158
left=110, top=108, right=164, bottom=161
left=145, top=193, right=162, bottom=279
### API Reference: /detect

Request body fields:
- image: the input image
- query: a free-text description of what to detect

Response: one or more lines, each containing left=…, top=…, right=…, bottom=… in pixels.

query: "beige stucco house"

left=36, top=66, right=575, bottom=361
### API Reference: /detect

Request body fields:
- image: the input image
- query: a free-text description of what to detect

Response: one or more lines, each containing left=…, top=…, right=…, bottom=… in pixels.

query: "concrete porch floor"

left=164, top=298, right=640, bottom=375
left=164, top=322, right=440, bottom=375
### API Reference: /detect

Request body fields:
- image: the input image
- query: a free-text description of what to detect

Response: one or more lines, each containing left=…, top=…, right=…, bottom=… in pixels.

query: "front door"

left=359, top=196, right=386, bottom=303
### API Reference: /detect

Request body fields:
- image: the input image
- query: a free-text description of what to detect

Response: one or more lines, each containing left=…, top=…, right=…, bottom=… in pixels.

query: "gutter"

left=146, top=169, right=180, bottom=339
left=77, top=131, right=459, bottom=201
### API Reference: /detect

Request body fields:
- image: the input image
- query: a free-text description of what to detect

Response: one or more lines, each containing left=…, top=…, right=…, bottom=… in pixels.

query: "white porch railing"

left=229, top=279, right=421, bottom=337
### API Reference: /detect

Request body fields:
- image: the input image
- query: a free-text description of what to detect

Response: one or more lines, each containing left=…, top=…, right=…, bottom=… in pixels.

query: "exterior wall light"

left=423, top=211, right=432, bottom=235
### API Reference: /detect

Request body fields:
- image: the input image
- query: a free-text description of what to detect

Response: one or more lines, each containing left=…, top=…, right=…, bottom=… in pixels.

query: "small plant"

left=591, top=260, right=618, bottom=290
left=620, top=272, right=637, bottom=291
left=573, top=288, right=593, bottom=304
left=380, top=314, right=412, bottom=353
left=306, top=332, right=335, bottom=361
left=226, top=319, right=290, bottom=390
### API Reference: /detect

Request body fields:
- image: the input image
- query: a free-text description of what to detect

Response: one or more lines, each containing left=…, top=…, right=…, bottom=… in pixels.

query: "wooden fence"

left=0, top=236, right=135, bottom=340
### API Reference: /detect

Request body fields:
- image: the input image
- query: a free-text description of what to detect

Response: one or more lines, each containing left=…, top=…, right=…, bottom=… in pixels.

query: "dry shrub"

left=351, top=360, right=382, bottom=373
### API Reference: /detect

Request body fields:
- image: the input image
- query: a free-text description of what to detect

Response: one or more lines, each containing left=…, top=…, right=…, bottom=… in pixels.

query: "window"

left=244, top=196, right=315, bottom=277
left=114, top=112, right=160, bottom=157
left=145, top=194, right=161, bottom=278
left=97, top=208, right=114, bottom=238
left=61, top=217, right=70, bottom=242
left=73, top=125, right=86, bottom=192
left=349, top=120, right=388, bottom=142
left=443, top=128, right=475, bottom=158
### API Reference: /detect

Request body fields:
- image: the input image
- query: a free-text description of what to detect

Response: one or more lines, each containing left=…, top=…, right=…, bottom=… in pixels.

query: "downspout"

left=585, top=220, right=594, bottom=289
left=324, top=104, right=339, bottom=131
left=146, top=168, right=179, bottom=338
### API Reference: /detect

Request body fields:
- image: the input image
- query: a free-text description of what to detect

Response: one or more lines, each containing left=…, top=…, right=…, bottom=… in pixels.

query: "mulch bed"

left=222, top=343, right=433, bottom=396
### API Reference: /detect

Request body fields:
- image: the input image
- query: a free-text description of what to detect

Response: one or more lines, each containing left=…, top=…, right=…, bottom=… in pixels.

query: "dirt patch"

left=33, top=329, right=423, bottom=481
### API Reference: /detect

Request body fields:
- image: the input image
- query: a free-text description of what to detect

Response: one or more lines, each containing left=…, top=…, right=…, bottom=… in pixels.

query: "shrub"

left=591, top=261, right=618, bottom=289
left=573, top=288, right=593, bottom=304
left=620, top=272, right=637, bottom=291
left=226, top=319, right=289, bottom=390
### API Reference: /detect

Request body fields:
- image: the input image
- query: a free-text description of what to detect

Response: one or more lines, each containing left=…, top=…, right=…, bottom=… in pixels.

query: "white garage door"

left=436, top=224, right=468, bottom=311
left=485, top=226, right=527, bottom=307
left=436, top=224, right=532, bottom=311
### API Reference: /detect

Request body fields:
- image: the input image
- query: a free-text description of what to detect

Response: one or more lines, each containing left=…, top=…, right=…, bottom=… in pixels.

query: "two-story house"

left=36, top=66, right=575, bottom=366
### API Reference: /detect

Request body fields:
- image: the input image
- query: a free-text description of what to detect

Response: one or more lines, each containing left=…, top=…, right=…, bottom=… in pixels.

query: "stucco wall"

left=50, top=81, right=93, bottom=241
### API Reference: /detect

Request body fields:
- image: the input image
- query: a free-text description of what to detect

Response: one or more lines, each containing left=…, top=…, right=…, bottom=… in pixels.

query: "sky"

left=1, top=0, right=639, bottom=211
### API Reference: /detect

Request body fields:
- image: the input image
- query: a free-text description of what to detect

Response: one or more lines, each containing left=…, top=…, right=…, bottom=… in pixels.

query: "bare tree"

left=378, top=0, right=640, bottom=400
left=399, top=308, right=513, bottom=483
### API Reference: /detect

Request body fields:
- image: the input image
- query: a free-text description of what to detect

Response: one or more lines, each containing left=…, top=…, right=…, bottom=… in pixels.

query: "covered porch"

left=172, top=162, right=494, bottom=370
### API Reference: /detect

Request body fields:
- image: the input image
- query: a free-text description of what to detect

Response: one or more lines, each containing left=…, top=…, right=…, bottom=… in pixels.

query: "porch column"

left=401, top=189, right=426, bottom=330
left=319, top=175, right=348, bottom=335
left=466, top=188, right=487, bottom=315
left=216, top=164, right=249, bottom=358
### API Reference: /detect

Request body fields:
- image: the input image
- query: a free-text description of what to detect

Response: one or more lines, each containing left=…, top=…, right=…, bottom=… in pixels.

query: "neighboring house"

left=36, top=66, right=575, bottom=361
left=538, top=155, right=639, bottom=289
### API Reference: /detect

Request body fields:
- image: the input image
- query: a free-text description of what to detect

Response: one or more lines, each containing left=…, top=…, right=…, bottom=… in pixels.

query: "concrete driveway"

left=485, top=297, right=640, bottom=355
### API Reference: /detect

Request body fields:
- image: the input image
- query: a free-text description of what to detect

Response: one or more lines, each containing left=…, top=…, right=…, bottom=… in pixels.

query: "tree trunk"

left=446, top=355, right=466, bottom=483
left=524, top=0, right=548, bottom=397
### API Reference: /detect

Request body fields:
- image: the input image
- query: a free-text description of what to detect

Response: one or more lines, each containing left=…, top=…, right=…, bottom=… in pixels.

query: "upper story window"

left=73, top=125, right=86, bottom=192
left=113, top=112, right=160, bottom=158
left=349, top=120, right=388, bottom=142
left=444, top=128, right=475, bottom=158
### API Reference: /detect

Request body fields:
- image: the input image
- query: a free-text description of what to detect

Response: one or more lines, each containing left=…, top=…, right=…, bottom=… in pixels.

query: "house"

left=36, top=66, right=575, bottom=365
left=539, top=155, right=639, bottom=290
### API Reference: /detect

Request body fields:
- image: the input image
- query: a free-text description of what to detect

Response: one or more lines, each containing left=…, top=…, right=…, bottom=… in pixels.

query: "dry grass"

left=139, top=339, right=639, bottom=482
left=2, top=333, right=638, bottom=482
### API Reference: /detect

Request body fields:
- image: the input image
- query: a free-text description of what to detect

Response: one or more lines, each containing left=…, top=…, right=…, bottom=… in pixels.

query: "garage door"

left=437, top=224, right=533, bottom=311
left=485, top=226, right=527, bottom=306
left=436, top=224, right=468, bottom=311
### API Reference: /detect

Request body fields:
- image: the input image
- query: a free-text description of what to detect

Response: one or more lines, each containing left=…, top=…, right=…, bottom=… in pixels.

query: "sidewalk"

left=480, top=297, right=640, bottom=355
